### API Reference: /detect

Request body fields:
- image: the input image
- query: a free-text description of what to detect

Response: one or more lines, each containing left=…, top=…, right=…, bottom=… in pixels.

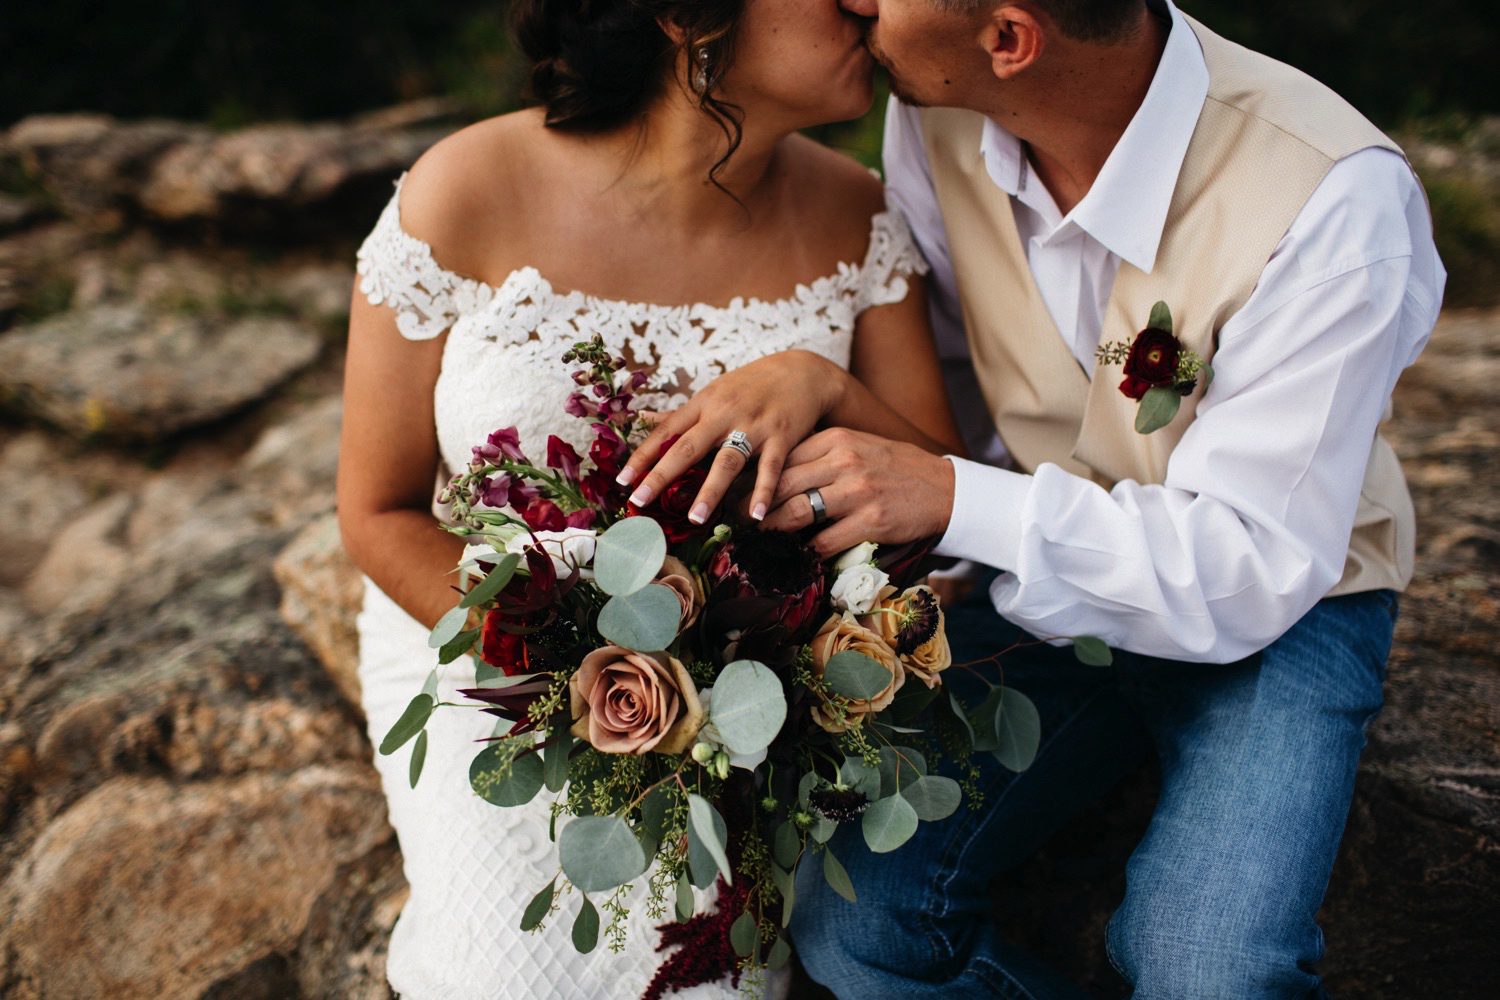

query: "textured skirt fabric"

left=357, top=576, right=787, bottom=1000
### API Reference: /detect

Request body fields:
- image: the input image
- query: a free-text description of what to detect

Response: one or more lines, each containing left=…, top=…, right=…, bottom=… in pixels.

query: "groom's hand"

left=762, top=427, right=955, bottom=558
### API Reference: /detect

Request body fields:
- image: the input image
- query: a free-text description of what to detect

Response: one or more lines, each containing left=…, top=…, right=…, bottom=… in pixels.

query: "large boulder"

left=274, top=514, right=365, bottom=709
left=0, top=303, right=321, bottom=442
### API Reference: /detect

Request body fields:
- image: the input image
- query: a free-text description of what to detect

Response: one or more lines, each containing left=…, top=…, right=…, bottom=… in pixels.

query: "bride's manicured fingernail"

left=688, top=502, right=711, bottom=525
left=615, top=467, right=637, bottom=487
left=629, top=485, right=655, bottom=507
left=752, top=503, right=767, bottom=522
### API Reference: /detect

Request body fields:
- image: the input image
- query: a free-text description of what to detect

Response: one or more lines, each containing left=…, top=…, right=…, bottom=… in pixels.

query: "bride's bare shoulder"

left=395, top=109, right=550, bottom=278
left=781, top=134, right=890, bottom=259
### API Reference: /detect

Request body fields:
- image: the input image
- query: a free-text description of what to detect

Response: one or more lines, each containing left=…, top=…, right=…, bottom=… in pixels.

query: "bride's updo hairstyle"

left=512, top=0, right=745, bottom=182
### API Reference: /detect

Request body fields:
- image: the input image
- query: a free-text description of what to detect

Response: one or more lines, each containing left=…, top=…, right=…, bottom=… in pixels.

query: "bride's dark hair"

left=512, top=0, right=745, bottom=185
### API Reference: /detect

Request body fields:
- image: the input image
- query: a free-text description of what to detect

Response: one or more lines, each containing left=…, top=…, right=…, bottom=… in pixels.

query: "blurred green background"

left=5, top=0, right=1498, bottom=303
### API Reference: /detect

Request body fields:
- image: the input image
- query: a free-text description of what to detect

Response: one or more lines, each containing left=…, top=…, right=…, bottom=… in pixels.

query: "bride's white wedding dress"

left=353, top=173, right=927, bottom=1000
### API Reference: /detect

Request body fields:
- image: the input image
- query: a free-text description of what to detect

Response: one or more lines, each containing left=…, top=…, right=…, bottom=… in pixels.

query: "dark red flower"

left=565, top=508, right=598, bottom=529
left=631, top=467, right=711, bottom=543
left=582, top=467, right=627, bottom=509
left=1123, top=328, right=1181, bottom=387
left=589, top=423, right=629, bottom=477
left=473, top=425, right=527, bottom=465
left=707, top=530, right=827, bottom=638
left=522, top=498, right=567, bottom=533
left=480, top=615, right=531, bottom=676
left=1119, top=375, right=1152, bottom=401
left=546, top=436, right=583, bottom=481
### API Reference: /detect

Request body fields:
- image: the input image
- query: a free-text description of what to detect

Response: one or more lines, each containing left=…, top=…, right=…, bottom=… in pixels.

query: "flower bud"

left=713, top=752, right=731, bottom=779
left=691, top=742, right=717, bottom=766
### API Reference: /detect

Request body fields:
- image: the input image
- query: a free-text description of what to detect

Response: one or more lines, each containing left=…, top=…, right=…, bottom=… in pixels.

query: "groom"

left=770, top=0, right=1444, bottom=996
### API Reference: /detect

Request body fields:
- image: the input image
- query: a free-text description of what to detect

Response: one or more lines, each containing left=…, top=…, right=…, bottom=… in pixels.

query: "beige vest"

left=920, top=15, right=1415, bottom=596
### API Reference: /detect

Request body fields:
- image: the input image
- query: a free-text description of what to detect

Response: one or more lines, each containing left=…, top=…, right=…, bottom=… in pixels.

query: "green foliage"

left=593, top=518, right=666, bottom=597
left=1420, top=169, right=1500, bottom=308
left=559, top=815, right=649, bottom=893
left=379, top=694, right=433, bottom=755
left=993, top=689, right=1042, bottom=774
left=470, top=740, right=545, bottom=807
left=707, top=660, right=787, bottom=755
left=1072, top=636, right=1113, bottom=666
left=596, top=585, right=681, bottom=652
left=824, top=651, right=891, bottom=700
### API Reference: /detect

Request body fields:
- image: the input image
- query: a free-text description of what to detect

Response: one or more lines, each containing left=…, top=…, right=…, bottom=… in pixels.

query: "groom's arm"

left=768, top=143, right=1444, bottom=663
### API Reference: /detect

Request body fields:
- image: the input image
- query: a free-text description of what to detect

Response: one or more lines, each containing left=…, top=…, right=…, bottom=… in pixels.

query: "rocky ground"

left=0, top=110, right=1494, bottom=999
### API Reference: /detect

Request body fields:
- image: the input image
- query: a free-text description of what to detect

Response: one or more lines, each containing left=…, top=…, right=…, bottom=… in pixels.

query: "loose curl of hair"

left=512, top=1, right=746, bottom=190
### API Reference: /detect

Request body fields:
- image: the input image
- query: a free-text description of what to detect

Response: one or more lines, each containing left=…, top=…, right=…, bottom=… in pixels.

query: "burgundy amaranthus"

left=642, top=873, right=751, bottom=1000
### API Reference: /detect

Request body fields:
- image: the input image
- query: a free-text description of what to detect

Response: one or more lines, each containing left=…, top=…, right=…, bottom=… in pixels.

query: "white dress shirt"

left=885, top=0, right=1445, bottom=662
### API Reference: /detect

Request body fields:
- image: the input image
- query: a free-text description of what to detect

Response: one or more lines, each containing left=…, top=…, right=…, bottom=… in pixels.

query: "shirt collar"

left=977, top=0, right=1208, bottom=273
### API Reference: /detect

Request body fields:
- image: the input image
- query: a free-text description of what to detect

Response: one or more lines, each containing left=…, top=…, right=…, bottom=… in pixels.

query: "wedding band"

left=805, top=487, right=828, bottom=525
left=720, top=430, right=753, bottom=461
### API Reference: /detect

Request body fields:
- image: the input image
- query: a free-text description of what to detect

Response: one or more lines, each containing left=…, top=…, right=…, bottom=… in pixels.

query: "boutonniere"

left=1095, top=301, right=1213, bottom=434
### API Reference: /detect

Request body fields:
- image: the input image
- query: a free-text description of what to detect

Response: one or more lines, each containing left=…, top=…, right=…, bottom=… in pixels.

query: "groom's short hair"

left=935, top=0, right=1144, bottom=43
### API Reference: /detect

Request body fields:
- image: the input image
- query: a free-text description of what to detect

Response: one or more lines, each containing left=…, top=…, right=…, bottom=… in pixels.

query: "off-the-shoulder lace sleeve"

left=853, top=203, right=931, bottom=314
left=355, top=174, right=493, bottom=341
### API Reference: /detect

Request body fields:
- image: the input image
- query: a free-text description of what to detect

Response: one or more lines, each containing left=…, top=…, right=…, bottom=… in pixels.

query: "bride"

left=337, top=1, right=963, bottom=996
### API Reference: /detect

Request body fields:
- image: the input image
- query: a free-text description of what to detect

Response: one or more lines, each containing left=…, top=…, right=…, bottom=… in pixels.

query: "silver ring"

left=805, top=487, right=828, bottom=525
left=720, top=429, right=753, bottom=461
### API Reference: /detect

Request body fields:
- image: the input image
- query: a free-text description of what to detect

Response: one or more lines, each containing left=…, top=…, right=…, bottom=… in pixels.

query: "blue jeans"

left=790, top=588, right=1397, bottom=999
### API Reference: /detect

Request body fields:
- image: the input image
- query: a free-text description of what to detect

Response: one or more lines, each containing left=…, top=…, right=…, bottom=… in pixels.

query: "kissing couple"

left=338, top=0, right=1444, bottom=997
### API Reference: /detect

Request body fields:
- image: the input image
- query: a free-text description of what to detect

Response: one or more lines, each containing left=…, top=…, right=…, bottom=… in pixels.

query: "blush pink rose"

left=568, top=646, right=705, bottom=755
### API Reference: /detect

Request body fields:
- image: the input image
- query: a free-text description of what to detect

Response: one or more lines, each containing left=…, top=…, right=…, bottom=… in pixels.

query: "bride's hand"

left=616, top=350, right=847, bottom=524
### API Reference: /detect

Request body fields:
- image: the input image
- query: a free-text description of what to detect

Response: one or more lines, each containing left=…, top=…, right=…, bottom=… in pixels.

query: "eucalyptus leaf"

left=968, top=685, right=1005, bottom=752
left=768, top=935, right=792, bottom=970
left=428, top=605, right=470, bottom=649
left=1072, top=635, right=1113, bottom=666
left=379, top=694, right=434, bottom=756
left=597, top=585, right=682, bottom=652
left=474, top=659, right=503, bottom=684
left=639, top=785, right=672, bottom=842
left=948, top=690, right=977, bottom=749
left=520, top=879, right=555, bottom=932
left=572, top=896, right=600, bottom=954
left=477, top=671, right=546, bottom=689
left=777, top=863, right=797, bottom=927
left=469, top=742, right=545, bottom=807
left=861, top=793, right=919, bottom=853
left=543, top=726, right=573, bottom=794
left=460, top=553, right=521, bottom=608
left=877, top=746, right=927, bottom=797
left=994, top=687, right=1042, bottom=773
left=420, top=669, right=439, bottom=699
left=1201, top=362, right=1215, bottom=389
left=797, top=770, right=818, bottom=807
left=559, top=816, right=649, bottom=893
left=1135, top=386, right=1181, bottom=435
left=1148, top=299, right=1173, bottom=333
left=708, top=659, right=787, bottom=755
left=822, top=848, right=857, bottom=903
left=773, top=821, right=800, bottom=870
left=675, top=870, right=694, bottom=921
left=439, top=626, right=480, bottom=665
left=811, top=816, right=838, bottom=844
left=687, top=794, right=733, bottom=886
left=594, top=517, right=667, bottom=597
left=730, top=912, right=758, bottom=958
left=901, top=775, right=962, bottom=822
left=408, top=730, right=428, bottom=789
left=839, top=757, right=883, bottom=802
left=824, top=651, right=892, bottom=701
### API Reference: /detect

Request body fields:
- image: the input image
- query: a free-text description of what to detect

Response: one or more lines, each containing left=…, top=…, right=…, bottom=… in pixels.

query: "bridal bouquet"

left=379, top=337, right=1103, bottom=995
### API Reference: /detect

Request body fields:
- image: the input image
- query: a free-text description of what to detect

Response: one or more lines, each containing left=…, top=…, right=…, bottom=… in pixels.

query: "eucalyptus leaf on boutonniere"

left=1095, top=301, right=1213, bottom=434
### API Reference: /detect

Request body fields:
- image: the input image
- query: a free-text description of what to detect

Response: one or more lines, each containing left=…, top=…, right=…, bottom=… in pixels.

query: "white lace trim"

left=355, top=172, right=929, bottom=344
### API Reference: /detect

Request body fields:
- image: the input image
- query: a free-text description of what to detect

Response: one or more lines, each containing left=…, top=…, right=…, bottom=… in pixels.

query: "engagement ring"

left=720, top=430, right=753, bottom=460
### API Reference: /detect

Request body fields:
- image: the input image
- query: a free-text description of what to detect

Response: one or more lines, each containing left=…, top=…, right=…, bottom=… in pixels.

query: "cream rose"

left=654, top=555, right=706, bottom=631
left=832, top=541, right=879, bottom=574
left=829, top=562, right=891, bottom=616
left=863, top=585, right=952, bottom=689
left=506, top=526, right=597, bottom=576
left=808, top=612, right=905, bottom=733
left=569, top=646, right=705, bottom=755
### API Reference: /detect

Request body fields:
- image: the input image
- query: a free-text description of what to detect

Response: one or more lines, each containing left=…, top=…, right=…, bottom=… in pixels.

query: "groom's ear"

left=981, top=5, right=1046, bottom=80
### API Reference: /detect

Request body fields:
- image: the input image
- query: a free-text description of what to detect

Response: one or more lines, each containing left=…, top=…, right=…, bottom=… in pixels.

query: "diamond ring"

left=720, top=430, right=753, bottom=460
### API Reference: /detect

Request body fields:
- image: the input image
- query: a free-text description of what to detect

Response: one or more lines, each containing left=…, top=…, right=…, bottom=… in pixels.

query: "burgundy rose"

left=1123, top=328, right=1181, bottom=387
left=522, top=498, right=567, bottom=533
left=630, top=466, right=710, bottom=543
left=480, top=615, right=531, bottom=676
left=546, top=436, right=583, bottom=481
left=708, top=530, right=827, bottom=638
left=1119, top=375, right=1152, bottom=401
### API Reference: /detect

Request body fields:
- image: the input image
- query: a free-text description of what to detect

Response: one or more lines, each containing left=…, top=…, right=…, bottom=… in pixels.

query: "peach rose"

left=654, top=556, right=705, bottom=631
left=569, top=646, right=705, bottom=755
left=863, top=585, right=952, bottom=689
left=808, top=612, right=905, bottom=733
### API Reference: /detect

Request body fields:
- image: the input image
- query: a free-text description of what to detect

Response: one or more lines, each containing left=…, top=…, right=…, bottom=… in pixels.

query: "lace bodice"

left=352, top=172, right=928, bottom=999
left=356, top=172, right=929, bottom=476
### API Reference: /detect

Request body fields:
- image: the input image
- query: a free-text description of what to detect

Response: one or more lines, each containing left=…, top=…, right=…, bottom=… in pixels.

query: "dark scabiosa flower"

left=708, top=531, right=827, bottom=638
left=808, top=783, right=870, bottom=823
left=890, top=587, right=941, bottom=657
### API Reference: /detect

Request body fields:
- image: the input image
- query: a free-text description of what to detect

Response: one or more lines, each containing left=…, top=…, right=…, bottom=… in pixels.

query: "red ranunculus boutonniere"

left=1095, top=301, right=1213, bottom=434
